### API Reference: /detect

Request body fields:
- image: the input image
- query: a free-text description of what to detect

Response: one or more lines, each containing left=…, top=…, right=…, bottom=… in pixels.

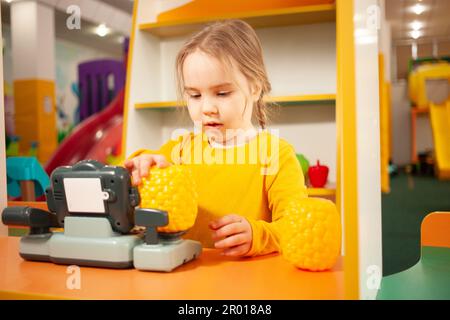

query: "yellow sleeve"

left=245, top=141, right=308, bottom=257
left=123, top=133, right=192, bottom=165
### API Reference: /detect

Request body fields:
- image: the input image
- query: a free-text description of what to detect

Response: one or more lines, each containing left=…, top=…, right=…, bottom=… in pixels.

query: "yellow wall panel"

left=13, top=79, right=57, bottom=163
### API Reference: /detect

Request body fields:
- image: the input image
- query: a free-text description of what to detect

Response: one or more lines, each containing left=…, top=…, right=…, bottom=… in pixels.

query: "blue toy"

left=6, top=157, right=50, bottom=199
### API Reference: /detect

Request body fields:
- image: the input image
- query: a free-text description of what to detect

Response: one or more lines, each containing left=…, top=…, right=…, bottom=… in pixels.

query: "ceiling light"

left=410, top=21, right=424, bottom=31
left=95, top=24, right=110, bottom=37
left=410, top=30, right=422, bottom=39
left=411, top=4, right=426, bottom=15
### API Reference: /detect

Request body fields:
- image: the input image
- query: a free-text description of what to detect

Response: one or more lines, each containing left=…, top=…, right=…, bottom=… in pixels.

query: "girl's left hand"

left=209, top=214, right=253, bottom=257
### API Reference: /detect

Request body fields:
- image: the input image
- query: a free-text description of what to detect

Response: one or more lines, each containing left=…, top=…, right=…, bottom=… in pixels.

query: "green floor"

left=382, top=171, right=450, bottom=276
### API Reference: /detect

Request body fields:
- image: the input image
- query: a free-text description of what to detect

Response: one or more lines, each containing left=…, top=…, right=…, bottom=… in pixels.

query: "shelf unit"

left=123, top=0, right=383, bottom=300
left=125, top=0, right=341, bottom=248
left=307, top=184, right=336, bottom=197
left=124, top=0, right=338, bottom=183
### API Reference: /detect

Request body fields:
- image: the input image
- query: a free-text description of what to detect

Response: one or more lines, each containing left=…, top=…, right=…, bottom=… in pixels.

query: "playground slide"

left=429, top=101, right=450, bottom=180
left=44, top=89, right=124, bottom=175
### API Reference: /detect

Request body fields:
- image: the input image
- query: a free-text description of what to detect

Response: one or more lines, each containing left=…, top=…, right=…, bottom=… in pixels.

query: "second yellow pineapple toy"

left=280, top=197, right=341, bottom=271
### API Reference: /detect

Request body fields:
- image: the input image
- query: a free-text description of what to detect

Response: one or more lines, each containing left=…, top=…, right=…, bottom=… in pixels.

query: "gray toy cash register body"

left=2, top=160, right=202, bottom=272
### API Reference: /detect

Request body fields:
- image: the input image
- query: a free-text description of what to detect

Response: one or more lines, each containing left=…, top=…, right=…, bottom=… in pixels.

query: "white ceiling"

left=386, top=0, right=450, bottom=43
left=37, top=0, right=132, bottom=35
left=1, top=0, right=133, bottom=56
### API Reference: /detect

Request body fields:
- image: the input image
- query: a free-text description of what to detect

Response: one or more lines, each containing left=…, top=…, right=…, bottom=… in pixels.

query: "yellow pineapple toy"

left=133, top=164, right=202, bottom=272
left=137, top=165, right=198, bottom=233
left=280, top=197, right=341, bottom=271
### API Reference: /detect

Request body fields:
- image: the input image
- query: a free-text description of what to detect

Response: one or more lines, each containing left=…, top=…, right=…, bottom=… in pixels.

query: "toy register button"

left=101, top=189, right=117, bottom=202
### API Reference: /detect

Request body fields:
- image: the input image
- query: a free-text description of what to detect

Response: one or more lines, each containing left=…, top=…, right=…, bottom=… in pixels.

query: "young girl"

left=124, top=19, right=307, bottom=257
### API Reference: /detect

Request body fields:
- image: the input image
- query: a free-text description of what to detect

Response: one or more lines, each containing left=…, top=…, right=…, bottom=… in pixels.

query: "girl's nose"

left=201, top=97, right=218, bottom=115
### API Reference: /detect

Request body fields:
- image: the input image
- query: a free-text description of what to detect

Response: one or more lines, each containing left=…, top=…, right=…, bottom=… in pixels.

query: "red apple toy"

left=308, top=160, right=329, bottom=188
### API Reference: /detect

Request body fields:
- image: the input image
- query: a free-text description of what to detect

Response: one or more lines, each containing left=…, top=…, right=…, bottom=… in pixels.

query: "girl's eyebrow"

left=184, top=83, right=233, bottom=91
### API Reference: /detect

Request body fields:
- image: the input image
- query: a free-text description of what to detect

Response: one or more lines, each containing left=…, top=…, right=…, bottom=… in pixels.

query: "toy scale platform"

left=1, top=160, right=202, bottom=272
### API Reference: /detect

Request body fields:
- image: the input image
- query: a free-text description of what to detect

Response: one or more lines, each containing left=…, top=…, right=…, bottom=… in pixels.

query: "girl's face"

left=182, top=50, right=259, bottom=144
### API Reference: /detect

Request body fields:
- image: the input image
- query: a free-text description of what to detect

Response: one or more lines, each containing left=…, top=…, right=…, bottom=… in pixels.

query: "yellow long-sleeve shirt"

left=127, top=130, right=308, bottom=257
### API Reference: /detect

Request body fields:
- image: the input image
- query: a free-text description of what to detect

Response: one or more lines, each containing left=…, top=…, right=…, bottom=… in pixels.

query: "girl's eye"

left=217, top=91, right=231, bottom=97
left=190, top=94, right=201, bottom=99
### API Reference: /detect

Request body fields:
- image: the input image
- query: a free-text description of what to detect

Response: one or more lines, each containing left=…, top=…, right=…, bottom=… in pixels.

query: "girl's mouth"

left=204, top=123, right=223, bottom=129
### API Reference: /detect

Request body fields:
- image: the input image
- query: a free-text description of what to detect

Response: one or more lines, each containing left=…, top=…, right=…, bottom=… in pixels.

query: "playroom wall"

left=54, top=38, right=122, bottom=128
left=391, top=80, right=412, bottom=166
left=2, top=24, right=122, bottom=136
left=132, top=23, right=337, bottom=183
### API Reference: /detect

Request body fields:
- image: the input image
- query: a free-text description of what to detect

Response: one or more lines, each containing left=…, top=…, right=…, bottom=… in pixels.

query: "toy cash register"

left=2, top=160, right=202, bottom=272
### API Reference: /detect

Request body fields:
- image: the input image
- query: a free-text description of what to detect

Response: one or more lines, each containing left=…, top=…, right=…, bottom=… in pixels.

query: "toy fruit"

left=296, top=153, right=310, bottom=177
left=138, top=165, right=198, bottom=233
left=280, top=197, right=341, bottom=271
left=308, top=160, right=329, bottom=188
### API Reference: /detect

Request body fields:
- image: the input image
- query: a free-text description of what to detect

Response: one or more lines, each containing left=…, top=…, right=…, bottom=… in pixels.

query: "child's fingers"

left=222, top=244, right=250, bottom=257
left=211, top=222, right=245, bottom=240
left=123, top=159, right=133, bottom=168
left=130, top=158, right=142, bottom=184
left=214, top=233, right=248, bottom=249
left=209, top=214, right=242, bottom=230
left=154, top=155, right=170, bottom=168
left=139, top=157, right=153, bottom=177
left=123, top=158, right=139, bottom=185
left=131, top=169, right=141, bottom=186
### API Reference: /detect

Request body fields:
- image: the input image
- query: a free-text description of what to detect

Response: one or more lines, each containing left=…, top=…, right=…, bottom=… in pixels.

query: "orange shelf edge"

left=139, top=4, right=336, bottom=29
left=138, top=4, right=336, bottom=38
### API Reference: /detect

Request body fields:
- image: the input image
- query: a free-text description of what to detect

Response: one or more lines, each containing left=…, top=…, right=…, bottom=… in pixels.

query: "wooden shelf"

left=268, top=94, right=336, bottom=106
left=135, top=94, right=336, bottom=110
left=135, top=101, right=183, bottom=110
left=139, top=4, right=336, bottom=38
left=307, top=183, right=336, bottom=196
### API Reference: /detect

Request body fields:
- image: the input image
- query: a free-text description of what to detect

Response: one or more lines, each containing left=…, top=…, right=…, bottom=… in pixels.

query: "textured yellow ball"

left=138, top=165, right=198, bottom=233
left=280, top=197, right=341, bottom=271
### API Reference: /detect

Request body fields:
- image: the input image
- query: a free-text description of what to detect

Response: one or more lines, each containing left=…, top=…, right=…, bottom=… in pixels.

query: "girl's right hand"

left=123, top=154, right=171, bottom=186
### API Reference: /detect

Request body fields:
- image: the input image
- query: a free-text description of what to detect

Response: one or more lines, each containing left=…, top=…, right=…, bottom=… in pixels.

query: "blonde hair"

left=175, top=19, right=276, bottom=129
